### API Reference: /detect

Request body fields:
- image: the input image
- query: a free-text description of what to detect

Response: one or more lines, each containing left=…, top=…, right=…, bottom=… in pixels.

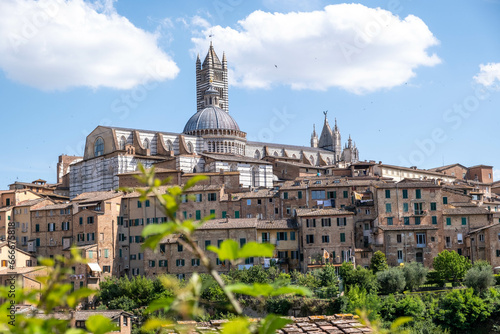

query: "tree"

left=402, top=262, right=428, bottom=291
left=464, top=265, right=495, bottom=294
left=437, top=288, right=492, bottom=331
left=340, top=263, right=379, bottom=293
left=370, top=251, right=389, bottom=274
left=433, top=250, right=471, bottom=283
left=376, top=267, right=406, bottom=295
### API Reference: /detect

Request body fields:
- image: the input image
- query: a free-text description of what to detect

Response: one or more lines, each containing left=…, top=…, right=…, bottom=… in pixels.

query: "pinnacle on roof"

left=203, top=41, right=221, bottom=68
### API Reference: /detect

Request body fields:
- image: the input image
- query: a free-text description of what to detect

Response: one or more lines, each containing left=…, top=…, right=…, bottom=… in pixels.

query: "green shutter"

left=222, top=211, right=227, bottom=218
left=432, top=216, right=437, bottom=224
left=446, top=217, right=451, bottom=225
left=340, top=233, right=345, bottom=243
left=196, top=210, right=201, bottom=220
left=462, top=217, right=467, bottom=225
left=235, top=211, right=240, bottom=218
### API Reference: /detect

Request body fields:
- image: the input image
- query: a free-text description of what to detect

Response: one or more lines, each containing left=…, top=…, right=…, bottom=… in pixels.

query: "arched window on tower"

left=254, top=150, right=261, bottom=159
left=310, top=155, right=315, bottom=166
left=252, top=166, right=260, bottom=187
left=94, top=137, right=104, bottom=157
left=143, top=138, right=150, bottom=149
left=166, top=140, right=173, bottom=152
left=119, top=136, right=126, bottom=150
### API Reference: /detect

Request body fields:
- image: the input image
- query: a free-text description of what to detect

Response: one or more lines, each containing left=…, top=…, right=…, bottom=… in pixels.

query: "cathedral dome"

left=183, top=106, right=240, bottom=133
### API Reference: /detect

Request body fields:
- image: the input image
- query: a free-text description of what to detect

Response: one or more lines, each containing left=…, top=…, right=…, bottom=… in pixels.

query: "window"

left=48, top=223, right=55, bottom=231
left=386, top=203, right=392, bottom=213
left=62, top=221, right=70, bottom=231
left=195, top=210, right=201, bottom=220
left=283, top=192, right=288, bottom=200
left=87, top=217, right=94, bottom=224
left=88, top=250, right=93, bottom=259
left=306, top=219, right=316, bottom=228
left=222, top=211, right=227, bottom=218
left=416, top=233, right=426, bottom=246
left=457, top=233, right=463, bottom=244
left=321, top=218, right=331, bottom=227
left=311, top=190, right=325, bottom=200
left=432, top=216, right=437, bottom=224
left=262, top=232, right=270, bottom=242
left=403, top=203, right=409, bottom=212
left=402, top=189, right=408, bottom=199
left=277, top=232, right=288, bottom=241
left=479, top=234, right=485, bottom=242
left=343, top=191, right=348, bottom=198
left=430, top=202, right=437, bottom=211
left=290, top=231, right=296, bottom=240
left=291, top=251, right=299, bottom=259
left=306, top=235, right=314, bottom=244
left=387, top=217, right=393, bottom=225
left=210, top=209, right=215, bottom=216
left=327, top=191, right=337, bottom=199
left=385, top=190, right=391, bottom=198
left=461, top=217, right=467, bottom=225
left=443, top=197, right=448, bottom=204
left=94, top=137, right=104, bottom=157
left=191, top=259, right=200, bottom=266
left=397, top=234, right=402, bottom=243
left=35, top=224, right=39, bottom=232
left=208, top=193, right=217, bottom=201
left=79, top=217, right=83, bottom=225
left=159, top=260, right=167, bottom=267
left=404, top=217, right=410, bottom=225
left=137, top=201, right=142, bottom=208
left=446, top=217, right=451, bottom=225
left=336, top=217, right=347, bottom=226
left=205, top=240, right=211, bottom=250
left=414, top=217, right=421, bottom=225
left=234, top=211, right=240, bottom=218
left=176, top=259, right=185, bottom=267
left=145, top=200, right=150, bottom=207
left=340, top=233, right=346, bottom=242
left=149, top=260, right=156, bottom=267
left=364, top=223, right=370, bottom=230
left=178, top=244, right=183, bottom=252
left=397, top=250, right=403, bottom=260
left=298, top=191, right=303, bottom=199
left=322, top=235, right=330, bottom=243
left=416, top=189, right=421, bottom=199
left=104, top=249, right=109, bottom=258
left=240, top=238, right=246, bottom=247
left=216, top=258, right=225, bottom=266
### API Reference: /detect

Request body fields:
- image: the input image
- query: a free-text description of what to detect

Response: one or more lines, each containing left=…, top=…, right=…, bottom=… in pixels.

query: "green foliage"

left=340, top=263, right=379, bottom=293
left=208, top=240, right=274, bottom=263
left=370, top=251, right=389, bottom=274
left=291, top=270, right=321, bottom=289
left=341, top=286, right=381, bottom=321
left=401, top=262, right=428, bottom=291
left=437, top=288, right=492, bottom=331
left=494, top=274, right=500, bottom=286
left=85, top=315, right=120, bottom=334
left=433, top=250, right=471, bottom=283
left=426, top=270, right=445, bottom=287
left=464, top=264, right=495, bottom=294
left=377, top=268, right=406, bottom=295
left=315, top=264, right=339, bottom=288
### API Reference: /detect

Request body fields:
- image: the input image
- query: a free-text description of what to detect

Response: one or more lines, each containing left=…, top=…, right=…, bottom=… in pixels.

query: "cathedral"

left=68, top=44, right=359, bottom=197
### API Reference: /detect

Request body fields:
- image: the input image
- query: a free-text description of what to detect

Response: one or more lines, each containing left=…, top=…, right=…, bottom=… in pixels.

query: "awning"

left=88, top=263, right=102, bottom=272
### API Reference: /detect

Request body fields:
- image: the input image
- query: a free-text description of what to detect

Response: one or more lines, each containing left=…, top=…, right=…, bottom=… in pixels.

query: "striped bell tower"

left=196, top=42, right=229, bottom=113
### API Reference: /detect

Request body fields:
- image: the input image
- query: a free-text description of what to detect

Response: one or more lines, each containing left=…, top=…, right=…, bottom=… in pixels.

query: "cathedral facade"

left=68, top=44, right=359, bottom=198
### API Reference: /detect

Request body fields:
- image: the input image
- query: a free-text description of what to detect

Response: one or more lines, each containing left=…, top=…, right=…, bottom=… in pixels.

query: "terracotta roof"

left=181, top=315, right=371, bottom=333
left=230, top=189, right=277, bottom=199
left=0, top=266, right=47, bottom=275
left=118, top=168, right=179, bottom=175
left=32, top=309, right=132, bottom=321
left=73, top=191, right=122, bottom=203
left=257, top=219, right=297, bottom=230
left=197, top=218, right=258, bottom=230
left=443, top=207, right=491, bottom=215
left=378, top=225, right=439, bottom=231
left=33, top=203, right=72, bottom=211
left=378, top=163, right=455, bottom=178
left=295, top=208, right=354, bottom=217
left=0, top=206, right=13, bottom=212
left=428, top=163, right=467, bottom=172
left=375, top=181, right=441, bottom=189
left=16, top=198, right=53, bottom=207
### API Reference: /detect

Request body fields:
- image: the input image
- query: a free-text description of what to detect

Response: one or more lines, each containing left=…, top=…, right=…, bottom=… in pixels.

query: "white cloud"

left=191, top=4, right=440, bottom=93
left=473, top=63, right=500, bottom=90
left=0, top=0, right=179, bottom=90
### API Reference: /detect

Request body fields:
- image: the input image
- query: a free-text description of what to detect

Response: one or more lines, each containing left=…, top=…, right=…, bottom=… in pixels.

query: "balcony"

left=416, top=243, right=426, bottom=248
left=413, top=210, right=426, bottom=216
left=356, top=199, right=374, bottom=207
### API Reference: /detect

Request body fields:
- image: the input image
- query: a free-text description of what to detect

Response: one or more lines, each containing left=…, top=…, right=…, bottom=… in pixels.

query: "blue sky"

left=0, top=0, right=499, bottom=189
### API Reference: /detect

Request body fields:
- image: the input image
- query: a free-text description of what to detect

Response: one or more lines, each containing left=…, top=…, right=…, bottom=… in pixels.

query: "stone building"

left=295, top=208, right=355, bottom=271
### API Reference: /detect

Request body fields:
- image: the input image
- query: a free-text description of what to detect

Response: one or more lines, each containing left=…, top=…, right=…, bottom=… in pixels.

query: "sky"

left=0, top=0, right=499, bottom=189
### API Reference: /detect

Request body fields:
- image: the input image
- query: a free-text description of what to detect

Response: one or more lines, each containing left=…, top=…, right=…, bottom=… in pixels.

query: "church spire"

left=311, top=124, right=318, bottom=148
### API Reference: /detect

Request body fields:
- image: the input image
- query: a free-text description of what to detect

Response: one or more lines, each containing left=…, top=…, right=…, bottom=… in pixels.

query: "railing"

left=416, top=243, right=426, bottom=248
left=414, top=210, right=425, bottom=215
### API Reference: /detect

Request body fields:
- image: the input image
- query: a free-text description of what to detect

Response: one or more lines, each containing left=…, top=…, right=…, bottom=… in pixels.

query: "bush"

left=494, top=274, right=500, bottom=286
left=402, top=262, right=428, bottom=291
left=266, top=296, right=294, bottom=315
left=464, top=265, right=495, bottom=294
left=341, top=286, right=381, bottom=321
left=426, top=270, right=446, bottom=287
left=377, top=267, right=406, bottom=295
left=433, top=250, right=471, bottom=283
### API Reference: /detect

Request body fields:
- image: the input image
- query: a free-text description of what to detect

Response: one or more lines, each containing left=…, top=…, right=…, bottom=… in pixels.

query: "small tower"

left=332, top=118, right=342, bottom=162
left=311, top=124, right=318, bottom=148
left=196, top=42, right=229, bottom=113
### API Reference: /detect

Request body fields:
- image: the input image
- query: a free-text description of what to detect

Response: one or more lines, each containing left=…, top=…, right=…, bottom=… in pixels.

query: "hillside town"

left=2, top=45, right=500, bottom=299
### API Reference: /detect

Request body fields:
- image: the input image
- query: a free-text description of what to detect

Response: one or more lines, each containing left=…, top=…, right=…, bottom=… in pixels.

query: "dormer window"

left=94, top=137, right=104, bottom=157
